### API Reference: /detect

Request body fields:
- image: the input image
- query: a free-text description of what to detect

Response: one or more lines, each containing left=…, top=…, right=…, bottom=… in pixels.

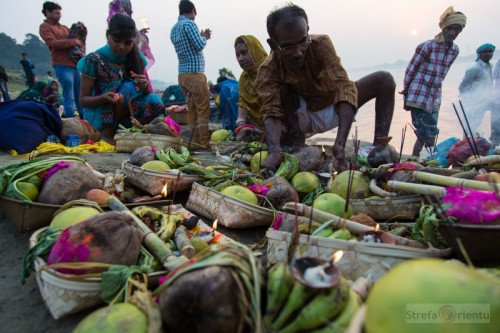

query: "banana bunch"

left=155, top=147, right=194, bottom=169
left=131, top=206, right=180, bottom=242
left=274, top=153, right=300, bottom=180
left=264, top=262, right=359, bottom=333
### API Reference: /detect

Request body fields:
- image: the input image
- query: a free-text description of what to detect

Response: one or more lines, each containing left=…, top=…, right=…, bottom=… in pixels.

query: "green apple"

left=250, top=151, right=268, bottom=173
left=312, top=192, right=353, bottom=219
left=291, top=171, right=321, bottom=194
left=141, top=160, right=170, bottom=172
left=220, top=185, right=259, bottom=205
left=328, top=170, right=372, bottom=199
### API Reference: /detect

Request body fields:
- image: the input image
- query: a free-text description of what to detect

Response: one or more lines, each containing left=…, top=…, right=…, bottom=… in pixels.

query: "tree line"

left=0, top=32, right=52, bottom=76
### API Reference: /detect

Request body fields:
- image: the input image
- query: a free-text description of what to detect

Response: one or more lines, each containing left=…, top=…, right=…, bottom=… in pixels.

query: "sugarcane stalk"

left=173, top=226, right=196, bottom=259
left=413, top=171, right=500, bottom=191
left=387, top=180, right=446, bottom=197
left=282, top=203, right=426, bottom=248
left=85, top=189, right=188, bottom=271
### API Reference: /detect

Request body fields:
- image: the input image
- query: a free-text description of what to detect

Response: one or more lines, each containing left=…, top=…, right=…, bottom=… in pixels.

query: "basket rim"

left=350, top=194, right=422, bottom=205
left=265, top=228, right=453, bottom=258
left=114, top=132, right=207, bottom=150
left=191, top=182, right=277, bottom=215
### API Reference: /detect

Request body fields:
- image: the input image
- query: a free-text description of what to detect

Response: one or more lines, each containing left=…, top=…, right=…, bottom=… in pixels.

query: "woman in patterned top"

left=78, top=13, right=164, bottom=144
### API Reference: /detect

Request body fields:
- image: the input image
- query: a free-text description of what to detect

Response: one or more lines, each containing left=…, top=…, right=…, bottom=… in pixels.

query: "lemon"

left=17, top=182, right=39, bottom=201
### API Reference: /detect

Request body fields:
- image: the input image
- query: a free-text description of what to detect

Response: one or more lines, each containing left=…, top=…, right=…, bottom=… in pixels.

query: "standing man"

left=401, top=6, right=466, bottom=157
left=0, top=65, right=10, bottom=102
left=170, top=0, right=212, bottom=148
left=458, top=43, right=495, bottom=137
left=39, top=1, right=84, bottom=118
left=257, top=4, right=396, bottom=172
left=492, top=57, right=500, bottom=146
left=20, top=53, right=36, bottom=88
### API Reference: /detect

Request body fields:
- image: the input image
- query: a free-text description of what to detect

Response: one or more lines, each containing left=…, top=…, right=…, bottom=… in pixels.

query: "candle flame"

left=332, top=250, right=344, bottom=264
left=374, top=224, right=380, bottom=232
left=321, top=145, right=325, bottom=153
left=212, top=219, right=218, bottom=230
left=161, top=183, right=168, bottom=197
left=139, top=17, right=149, bottom=29
left=448, top=165, right=453, bottom=169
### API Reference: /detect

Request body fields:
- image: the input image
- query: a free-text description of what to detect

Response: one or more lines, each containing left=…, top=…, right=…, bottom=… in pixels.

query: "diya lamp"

left=358, top=224, right=396, bottom=244
left=291, top=251, right=344, bottom=289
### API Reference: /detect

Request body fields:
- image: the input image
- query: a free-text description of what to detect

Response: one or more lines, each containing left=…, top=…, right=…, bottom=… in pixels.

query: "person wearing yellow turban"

left=401, top=7, right=466, bottom=157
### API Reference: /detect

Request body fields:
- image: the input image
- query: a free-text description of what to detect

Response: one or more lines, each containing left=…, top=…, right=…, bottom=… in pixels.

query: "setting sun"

left=411, top=29, right=418, bottom=36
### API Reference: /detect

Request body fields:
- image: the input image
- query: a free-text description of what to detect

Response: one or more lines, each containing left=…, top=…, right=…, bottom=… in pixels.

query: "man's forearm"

left=334, top=102, right=355, bottom=148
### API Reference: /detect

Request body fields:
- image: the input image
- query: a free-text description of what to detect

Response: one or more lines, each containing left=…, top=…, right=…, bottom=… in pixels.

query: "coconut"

left=293, top=146, right=322, bottom=171
left=47, top=211, right=142, bottom=273
left=313, top=193, right=353, bottom=219
left=37, top=161, right=102, bottom=205
left=73, top=303, right=148, bottom=333
left=263, top=176, right=298, bottom=211
left=367, top=137, right=399, bottom=167
left=328, top=170, right=372, bottom=199
left=365, top=259, right=500, bottom=333
left=130, top=146, right=156, bottom=166
left=159, top=265, right=246, bottom=333
left=50, top=205, right=102, bottom=229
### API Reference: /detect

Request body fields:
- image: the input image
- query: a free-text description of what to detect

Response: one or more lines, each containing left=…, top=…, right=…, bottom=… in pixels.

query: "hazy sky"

left=1, top=0, right=499, bottom=85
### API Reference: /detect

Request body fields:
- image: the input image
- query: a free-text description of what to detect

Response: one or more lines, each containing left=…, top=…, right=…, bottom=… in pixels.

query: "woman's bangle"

left=236, top=117, right=247, bottom=126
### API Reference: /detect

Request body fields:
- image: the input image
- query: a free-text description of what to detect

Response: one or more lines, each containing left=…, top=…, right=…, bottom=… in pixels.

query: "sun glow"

left=411, top=29, right=418, bottom=36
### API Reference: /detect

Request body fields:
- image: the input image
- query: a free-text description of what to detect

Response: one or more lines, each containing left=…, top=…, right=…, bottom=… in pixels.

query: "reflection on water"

left=311, top=61, right=496, bottom=155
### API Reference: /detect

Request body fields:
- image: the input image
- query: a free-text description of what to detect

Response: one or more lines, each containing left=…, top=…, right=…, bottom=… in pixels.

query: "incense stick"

left=399, top=124, right=407, bottom=163
left=459, top=100, right=481, bottom=158
left=452, top=103, right=480, bottom=161
left=408, top=123, right=432, bottom=157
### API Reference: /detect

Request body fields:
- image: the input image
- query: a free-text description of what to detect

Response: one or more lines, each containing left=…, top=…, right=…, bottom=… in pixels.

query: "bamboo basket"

left=122, top=161, right=203, bottom=196
left=266, top=204, right=452, bottom=284
left=114, top=133, right=205, bottom=153
left=186, top=182, right=278, bottom=228
left=350, top=195, right=422, bottom=221
left=30, top=205, right=232, bottom=319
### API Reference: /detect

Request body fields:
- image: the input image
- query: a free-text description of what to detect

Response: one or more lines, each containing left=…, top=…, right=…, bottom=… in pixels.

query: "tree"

left=0, top=33, right=22, bottom=70
left=218, top=67, right=235, bottom=79
left=21, top=34, right=52, bottom=75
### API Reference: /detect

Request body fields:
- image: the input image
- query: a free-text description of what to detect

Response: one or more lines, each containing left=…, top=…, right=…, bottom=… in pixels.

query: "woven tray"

left=114, top=133, right=205, bottom=153
left=122, top=161, right=203, bottom=196
left=186, top=182, right=278, bottom=229
left=350, top=195, right=422, bottom=221
left=30, top=205, right=232, bottom=319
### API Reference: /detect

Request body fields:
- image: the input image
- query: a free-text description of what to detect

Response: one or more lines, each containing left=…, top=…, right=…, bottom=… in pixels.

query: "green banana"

left=155, top=149, right=175, bottom=168
left=286, top=153, right=300, bottom=180
left=263, top=262, right=295, bottom=329
left=274, top=155, right=291, bottom=179
left=274, top=153, right=300, bottom=180
left=270, top=279, right=320, bottom=331
left=179, top=145, right=191, bottom=159
left=279, top=283, right=350, bottom=333
left=309, top=288, right=362, bottom=333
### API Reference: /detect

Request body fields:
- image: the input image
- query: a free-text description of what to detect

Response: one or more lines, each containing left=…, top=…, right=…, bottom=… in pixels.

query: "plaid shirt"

left=257, top=34, right=357, bottom=121
left=403, top=39, right=459, bottom=113
left=170, top=16, right=207, bottom=74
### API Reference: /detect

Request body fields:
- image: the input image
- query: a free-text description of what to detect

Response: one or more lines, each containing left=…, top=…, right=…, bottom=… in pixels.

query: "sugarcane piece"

left=387, top=180, right=446, bottom=197
left=412, top=170, right=500, bottom=191
left=85, top=189, right=188, bottom=272
left=173, top=226, right=196, bottom=259
left=283, top=203, right=426, bottom=249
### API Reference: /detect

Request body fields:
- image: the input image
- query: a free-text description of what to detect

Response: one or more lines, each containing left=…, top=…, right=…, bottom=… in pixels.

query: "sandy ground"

left=0, top=149, right=270, bottom=332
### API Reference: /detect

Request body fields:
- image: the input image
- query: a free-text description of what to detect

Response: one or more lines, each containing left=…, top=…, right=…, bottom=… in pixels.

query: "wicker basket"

left=122, top=161, right=203, bottom=196
left=351, top=195, right=422, bottom=221
left=30, top=205, right=231, bottom=319
left=266, top=223, right=452, bottom=284
left=186, top=182, right=278, bottom=228
left=114, top=133, right=205, bottom=153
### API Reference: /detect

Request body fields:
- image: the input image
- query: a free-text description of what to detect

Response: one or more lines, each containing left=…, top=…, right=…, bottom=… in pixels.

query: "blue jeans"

left=54, top=64, right=82, bottom=118
left=0, top=80, right=10, bottom=101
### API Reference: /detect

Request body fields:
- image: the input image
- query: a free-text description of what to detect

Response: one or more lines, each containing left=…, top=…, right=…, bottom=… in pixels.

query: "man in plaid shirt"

left=171, top=0, right=212, bottom=148
left=402, top=6, right=466, bottom=157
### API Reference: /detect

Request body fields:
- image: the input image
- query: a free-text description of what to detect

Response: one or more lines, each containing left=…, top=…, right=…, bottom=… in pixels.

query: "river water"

left=311, top=61, right=495, bottom=155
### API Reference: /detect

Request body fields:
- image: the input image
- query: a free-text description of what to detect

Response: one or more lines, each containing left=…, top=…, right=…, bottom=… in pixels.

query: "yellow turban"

left=435, top=6, right=467, bottom=42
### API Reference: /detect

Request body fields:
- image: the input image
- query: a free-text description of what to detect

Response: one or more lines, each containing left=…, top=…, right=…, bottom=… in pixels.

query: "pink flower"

left=164, top=116, right=180, bottom=137
left=272, top=214, right=284, bottom=230
left=443, top=186, right=500, bottom=224
left=45, top=161, right=71, bottom=180
left=247, top=184, right=270, bottom=196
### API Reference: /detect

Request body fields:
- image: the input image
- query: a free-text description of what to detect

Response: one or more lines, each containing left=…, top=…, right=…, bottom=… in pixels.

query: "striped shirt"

left=257, top=34, right=358, bottom=121
left=403, top=39, right=459, bottom=113
left=170, top=16, right=207, bottom=74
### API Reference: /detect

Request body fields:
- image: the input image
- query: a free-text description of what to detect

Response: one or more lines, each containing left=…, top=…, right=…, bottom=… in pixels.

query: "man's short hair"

left=266, top=3, right=308, bottom=41
left=179, top=0, right=195, bottom=15
left=21, top=53, right=27, bottom=56
left=42, top=1, right=61, bottom=16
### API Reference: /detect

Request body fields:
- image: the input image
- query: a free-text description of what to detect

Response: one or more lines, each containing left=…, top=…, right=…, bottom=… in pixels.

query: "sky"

left=1, top=0, right=499, bottom=85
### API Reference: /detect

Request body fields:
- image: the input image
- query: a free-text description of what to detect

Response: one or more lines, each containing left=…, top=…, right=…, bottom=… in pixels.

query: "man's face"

left=46, top=9, right=62, bottom=24
left=235, top=42, right=255, bottom=71
left=270, top=17, right=310, bottom=69
left=442, top=24, right=463, bottom=44
left=479, top=49, right=494, bottom=63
